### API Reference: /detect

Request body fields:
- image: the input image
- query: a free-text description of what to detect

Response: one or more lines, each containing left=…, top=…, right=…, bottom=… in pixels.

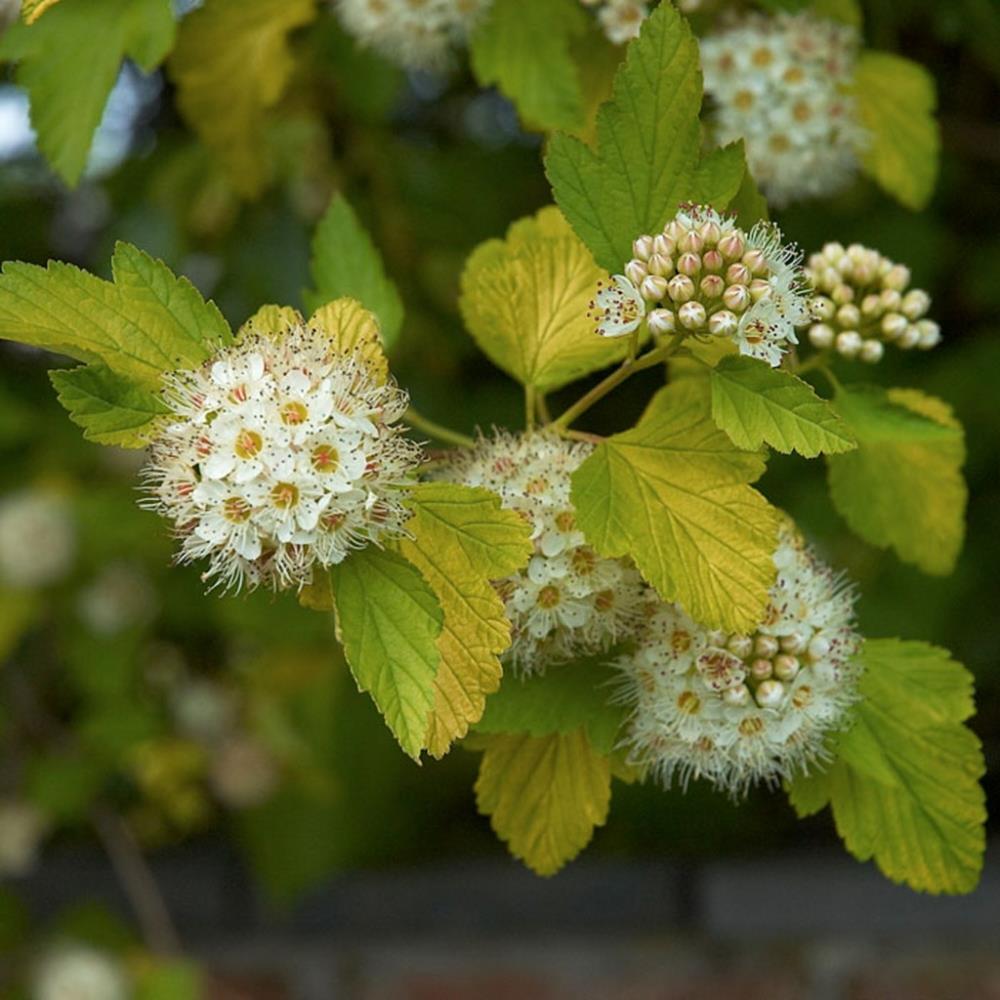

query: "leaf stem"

left=405, top=407, right=475, bottom=448
left=552, top=333, right=687, bottom=431
left=525, top=385, right=537, bottom=432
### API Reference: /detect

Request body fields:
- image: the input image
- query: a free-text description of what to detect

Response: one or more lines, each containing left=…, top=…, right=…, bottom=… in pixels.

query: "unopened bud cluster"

left=335, top=0, right=490, bottom=71
left=577, top=0, right=648, bottom=45
left=700, top=14, right=866, bottom=206
left=591, top=205, right=808, bottom=367
left=804, top=242, right=940, bottom=362
left=615, top=526, right=861, bottom=795
left=439, top=433, right=646, bottom=673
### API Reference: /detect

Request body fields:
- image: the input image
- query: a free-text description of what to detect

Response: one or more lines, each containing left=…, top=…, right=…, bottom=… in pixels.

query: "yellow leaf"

left=459, top=206, right=634, bottom=393
left=237, top=304, right=304, bottom=339
left=309, top=298, right=389, bottom=383
left=21, top=0, right=62, bottom=24
left=397, top=483, right=533, bottom=758
left=168, top=0, right=317, bottom=198
left=571, top=378, right=780, bottom=633
left=475, top=729, right=611, bottom=875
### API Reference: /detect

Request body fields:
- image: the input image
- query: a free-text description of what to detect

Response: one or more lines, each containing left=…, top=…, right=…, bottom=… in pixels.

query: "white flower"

left=587, top=274, right=646, bottom=338
left=592, top=0, right=649, bottom=45
left=615, top=524, right=861, bottom=796
left=335, top=0, right=491, bottom=71
left=208, top=736, right=279, bottom=809
left=0, top=800, right=46, bottom=877
left=438, top=432, right=647, bottom=673
left=616, top=205, right=807, bottom=366
left=803, top=241, right=940, bottom=362
left=170, top=680, right=238, bottom=744
left=0, top=490, right=75, bottom=590
left=77, top=562, right=157, bottom=635
left=143, top=324, right=422, bottom=592
left=33, top=945, right=129, bottom=1000
left=700, top=13, right=867, bottom=206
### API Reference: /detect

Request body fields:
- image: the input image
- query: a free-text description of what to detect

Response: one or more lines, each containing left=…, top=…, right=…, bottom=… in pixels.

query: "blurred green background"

left=0, top=2, right=996, bottom=961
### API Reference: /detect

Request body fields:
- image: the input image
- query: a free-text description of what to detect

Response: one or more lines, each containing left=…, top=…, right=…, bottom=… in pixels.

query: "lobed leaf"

left=571, top=379, right=780, bottom=633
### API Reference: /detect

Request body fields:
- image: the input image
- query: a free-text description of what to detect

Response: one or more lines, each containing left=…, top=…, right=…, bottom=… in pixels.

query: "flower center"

left=234, top=429, right=263, bottom=459
left=223, top=496, right=252, bottom=523
left=280, top=400, right=309, bottom=426
left=270, top=482, right=299, bottom=510
left=311, top=444, right=341, bottom=474
left=537, top=585, right=561, bottom=609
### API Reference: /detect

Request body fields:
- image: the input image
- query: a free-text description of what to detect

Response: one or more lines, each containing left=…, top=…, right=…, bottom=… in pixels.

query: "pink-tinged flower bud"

left=749, top=278, right=772, bottom=302
left=916, top=319, right=941, bottom=349
left=860, top=293, right=882, bottom=317
left=723, top=683, right=751, bottom=707
left=754, top=635, right=779, bottom=658
left=897, top=324, right=920, bottom=349
left=640, top=274, right=669, bottom=301
left=678, top=301, right=708, bottom=330
left=652, top=233, right=675, bottom=257
left=718, top=233, right=745, bottom=261
left=836, top=303, right=861, bottom=328
left=727, top=634, right=753, bottom=658
left=881, top=312, right=907, bottom=339
left=859, top=339, right=884, bottom=363
left=852, top=262, right=877, bottom=285
left=725, top=262, right=752, bottom=286
left=647, top=308, right=677, bottom=336
left=723, top=284, right=750, bottom=312
left=625, top=259, right=648, bottom=285
left=702, top=249, right=724, bottom=273
left=835, top=330, right=862, bottom=357
left=647, top=252, right=674, bottom=277
left=751, top=658, right=774, bottom=681
left=742, top=248, right=769, bottom=276
left=808, top=323, right=834, bottom=349
left=632, top=235, right=654, bottom=261
left=679, top=230, right=704, bottom=254
left=808, top=296, right=834, bottom=321
left=666, top=274, right=695, bottom=303
left=901, top=289, right=930, bottom=320
left=882, top=263, right=911, bottom=291
left=700, top=220, right=722, bottom=245
left=708, top=310, right=738, bottom=336
left=780, top=633, right=806, bottom=654
left=677, top=252, right=702, bottom=277
left=755, top=679, right=785, bottom=708
left=879, top=288, right=902, bottom=311
left=700, top=274, right=725, bottom=299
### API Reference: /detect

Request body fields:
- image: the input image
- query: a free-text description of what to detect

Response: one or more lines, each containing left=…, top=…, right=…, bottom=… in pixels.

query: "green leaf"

left=49, top=364, right=169, bottom=447
left=827, top=385, right=966, bottom=575
left=168, top=0, right=317, bottom=198
left=545, top=2, right=702, bottom=271
left=475, top=729, right=611, bottom=875
left=709, top=357, right=857, bottom=457
left=0, top=246, right=231, bottom=388
left=305, top=194, right=404, bottom=347
left=397, top=483, right=533, bottom=758
left=854, top=52, right=939, bottom=210
left=330, top=547, right=443, bottom=760
left=459, top=206, right=633, bottom=393
left=789, top=640, right=985, bottom=895
left=689, top=142, right=748, bottom=210
left=0, top=0, right=175, bottom=185
left=470, top=0, right=588, bottom=133
left=135, top=961, right=203, bottom=1000
left=475, top=656, right=626, bottom=755
left=728, top=167, right=770, bottom=227
left=21, top=0, right=64, bottom=24
left=571, top=379, right=780, bottom=633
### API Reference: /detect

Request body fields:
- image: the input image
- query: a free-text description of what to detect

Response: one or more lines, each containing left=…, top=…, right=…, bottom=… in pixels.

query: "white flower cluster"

left=578, top=0, right=648, bottom=45
left=700, top=14, right=867, bottom=206
left=33, top=945, right=129, bottom=1000
left=334, top=0, right=491, bottom=71
left=0, top=799, right=46, bottom=877
left=0, top=490, right=75, bottom=590
left=804, top=242, right=940, bottom=363
left=590, top=204, right=808, bottom=366
left=616, top=526, right=861, bottom=795
left=440, top=433, right=646, bottom=673
left=77, top=561, right=157, bottom=635
left=143, top=325, right=421, bottom=592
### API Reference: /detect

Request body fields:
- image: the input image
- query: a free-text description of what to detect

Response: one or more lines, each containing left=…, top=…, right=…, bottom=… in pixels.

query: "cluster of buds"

left=591, top=205, right=808, bottom=367
left=577, top=0, right=648, bottom=45
left=804, top=242, right=940, bottom=363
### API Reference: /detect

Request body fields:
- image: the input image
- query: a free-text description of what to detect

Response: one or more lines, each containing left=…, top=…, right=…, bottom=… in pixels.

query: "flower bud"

left=881, top=312, right=907, bottom=339
left=882, top=263, right=911, bottom=291
left=723, top=683, right=751, bottom=707
left=819, top=267, right=841, bottom=293
left=751, top=658, right=773, bottom=681
left=773, top=654, right=800, bottom=681
left=742, top=248, right=769, bottom=275
left=860, top=293, right=882, bottom=317
left=831, top=283, right=855, bottom=305
left=754, top=635, right=779, bottom=658
left=808, top=323, right=834, bottom=348
left=859, top=339, right=884, bottom=363
left=678, top=301, right=708, bottom=330
left=780, top=633, right=806, bottom=655
left=835, top=330, right=862, bottom=357
left=916, top=319, right=941, bottom=349
left=647, top=253, right=674, bottom=277
left=822, top=241, right=845, bottom=263
left=807, top=635, right=830, bottom=659
left=836, top=303, right=861, bottom=328
left=901, top=289, right=930, bottom=320
left=708, top=309, right=738, bottom=336
left=677, top=252, right=701, bottom=277
left=727, top=634, right=753, bottom=658
left=632, top=235, right=654, bottom=261
left=647, top=308, right=677, bottom=336
left=718, top=232, right=745, bottom=261
left=625, top=259, right=648, bottom=285
left=679, top=230, right=704, bottom=254
left=640, top=274, right=669, bottom=302
left=723, top=283, right=750, bottom=312
left=898, top=324, right=920, bottom=349
left=666, top=274, right=695, bottom=303
left=809, top=296, right=835, bottom=321
left=700, top=274, right=725, bottom=299
left=702, top=249, right=724, bottom=273
left=652, top=233, right=675, bottom=257
left=725, top=262, right=751, bottom=286
left=755, top=679, right=785, bottom=708
left=700, top=220, right=722, bottom=245
left=879, top=288, right=902, bottom=312
left=749, top=278, right=772, bottom=302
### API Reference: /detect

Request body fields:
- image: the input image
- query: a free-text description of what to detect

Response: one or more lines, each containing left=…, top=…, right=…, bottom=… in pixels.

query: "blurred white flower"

left=208, top=735, right=279, bottom=809
left=33, top=944, right=129, bottom=1000
left=0, top=490, right=75, bottom=590
left=77, top=562, right=157, bottom=635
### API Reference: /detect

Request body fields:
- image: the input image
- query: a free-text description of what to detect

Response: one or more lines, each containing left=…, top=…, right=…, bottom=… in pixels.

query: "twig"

left=405, top=407, right=475, bottom=448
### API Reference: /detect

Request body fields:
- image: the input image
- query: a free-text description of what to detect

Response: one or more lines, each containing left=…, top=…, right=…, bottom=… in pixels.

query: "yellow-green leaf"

left=572, top=379, right=780, bottom=633
left=475, top=729, right=611, bottom=875
left=710, top=356, right=856, bottom=457
left=21, top=0, right=63, bottom=24
left=827, top=385, right=966, bottom=575
left=459, top=206, right=632, bottom=393
left=237, top=304, right=305, bottom=339
left=397, top=483, right=533, bottom=758
left=789, top=639, right=985, bottom=895
left=49, top=364, right=170, bottom=447
left=169, top=0, right=317, bottom=198
left=855, top=51, right=939, bottom=210
left=330, top=547, right=443, bottom=760
left=309, top=299, right=390, bottom=383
